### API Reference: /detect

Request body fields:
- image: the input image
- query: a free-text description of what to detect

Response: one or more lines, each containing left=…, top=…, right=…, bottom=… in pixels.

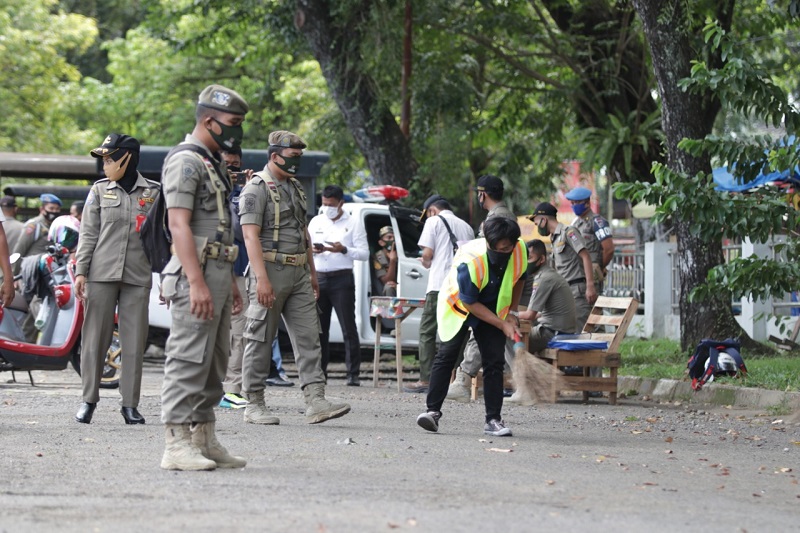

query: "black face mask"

left=227, top=165, right=241, bottom=172
left=528, top=261, right=543, bottom=275
left=44, top=211, right=60, bottom=223
left=487, top=249, right=512, bottom=269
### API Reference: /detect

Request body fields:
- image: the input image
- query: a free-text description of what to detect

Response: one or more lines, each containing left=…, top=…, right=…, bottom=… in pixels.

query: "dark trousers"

left=426, top=319, right=506, bottom=423
left=318, top=271, right=361, bottom=377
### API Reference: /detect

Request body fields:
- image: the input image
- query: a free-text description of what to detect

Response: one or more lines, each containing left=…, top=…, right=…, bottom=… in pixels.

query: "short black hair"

left=195, top=104, right=223, bottom=123
left=527, top=239, right=546, bottom=257
left=430, top=198, right=452, bottom=211
left=221, top=145, right=242, bottom=157
left=483, top=216, right=520, bottom=249
left=322, top=185, right=344, bottom=201
left=71, top=201, right=85, bottom=215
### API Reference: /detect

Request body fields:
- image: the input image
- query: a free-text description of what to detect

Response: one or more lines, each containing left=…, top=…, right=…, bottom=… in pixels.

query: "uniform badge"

left=242, top=194, right=256, bottom=213
left=212, top=91, right=231, bottom=107
left=86, top=190, right=96, bottom=206
left=103, top=193, right=117, bottom=199
left=142, top=188, right=152, bottom=198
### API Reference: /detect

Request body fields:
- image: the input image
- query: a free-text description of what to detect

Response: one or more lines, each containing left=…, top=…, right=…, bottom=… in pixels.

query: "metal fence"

left=603, top=251, right=645, bottom=302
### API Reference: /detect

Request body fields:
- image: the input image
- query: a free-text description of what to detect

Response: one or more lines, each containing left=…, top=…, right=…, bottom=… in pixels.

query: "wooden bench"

left=537, top=296, right=638, bottom=405
left=469, top=308, right=531, bottom=401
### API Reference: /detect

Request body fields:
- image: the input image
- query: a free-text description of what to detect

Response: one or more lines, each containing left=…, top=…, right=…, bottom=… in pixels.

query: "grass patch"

left=619, top=337, right=800, bottom=391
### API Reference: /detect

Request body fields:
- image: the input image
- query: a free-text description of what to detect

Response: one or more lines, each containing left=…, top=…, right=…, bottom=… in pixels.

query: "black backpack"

left=139, top=144, right=227, bottom=273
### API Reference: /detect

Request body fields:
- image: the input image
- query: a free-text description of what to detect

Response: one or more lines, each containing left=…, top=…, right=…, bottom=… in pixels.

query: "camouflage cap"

left=379, top=226, right=394, bottom=238
left=197, top=84, right=249, bottom=115
left=90, top=133, right=140, bottom=158
left=268, top=130, right=307, bottom=150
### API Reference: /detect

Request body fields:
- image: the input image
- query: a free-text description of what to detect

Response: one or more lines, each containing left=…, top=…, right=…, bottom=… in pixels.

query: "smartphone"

left=313, top=242, right=325, bottom=251
left=231, top=171, right=248, bottom=186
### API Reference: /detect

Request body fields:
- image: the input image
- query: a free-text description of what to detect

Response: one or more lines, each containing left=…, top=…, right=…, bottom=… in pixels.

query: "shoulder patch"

left=241, top=194, right=257, bottom=214
left=86, top=189, right=96, bottom=206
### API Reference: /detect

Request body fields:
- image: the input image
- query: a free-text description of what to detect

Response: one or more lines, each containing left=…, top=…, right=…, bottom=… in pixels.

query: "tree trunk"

left=632, top=0, right=745, bottom=351
left=294, top=0, right=416, bottom=187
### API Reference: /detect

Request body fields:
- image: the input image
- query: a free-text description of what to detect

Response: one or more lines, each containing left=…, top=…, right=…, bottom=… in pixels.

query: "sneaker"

left=265, top=375, right=295, bottom=387
left=416, top=411, right=442, bottom=433
left=223, top=392, right=248, bottom=408
left=403, top=381, right=429, bottom=393
left=218, top=399, right=232, bottom=409
left=484, top=419, right=512, bottom=437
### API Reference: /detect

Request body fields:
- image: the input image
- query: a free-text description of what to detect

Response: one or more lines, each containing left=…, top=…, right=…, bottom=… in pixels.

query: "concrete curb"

left=618, top=376, right=800, bottom=410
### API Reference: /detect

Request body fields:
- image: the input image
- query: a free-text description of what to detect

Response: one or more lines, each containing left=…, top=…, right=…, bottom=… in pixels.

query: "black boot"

left=75, top=402, right=97, bottom=424
left=121, top=407, right=146, bottom=425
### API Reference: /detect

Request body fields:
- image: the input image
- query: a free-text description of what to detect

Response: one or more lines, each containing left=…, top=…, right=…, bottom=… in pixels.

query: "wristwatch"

left=341, top=246, right=348, bottom=255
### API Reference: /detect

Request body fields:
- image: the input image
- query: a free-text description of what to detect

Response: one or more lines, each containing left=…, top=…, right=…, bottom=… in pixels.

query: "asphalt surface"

left=1, top=361, right=798, bottom=533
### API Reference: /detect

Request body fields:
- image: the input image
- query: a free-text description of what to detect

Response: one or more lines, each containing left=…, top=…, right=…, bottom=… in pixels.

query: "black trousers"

left=426, top=319, right=507, bottom=423
left=318, top=271, right=361, bottom=377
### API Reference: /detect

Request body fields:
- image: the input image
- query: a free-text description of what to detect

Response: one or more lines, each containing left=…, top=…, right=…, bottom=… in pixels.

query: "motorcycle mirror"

left=9, top=253, right=20, bottom=265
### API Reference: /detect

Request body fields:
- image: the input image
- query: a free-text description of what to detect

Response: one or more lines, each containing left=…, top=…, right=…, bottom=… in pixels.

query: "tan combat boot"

left=190, top=422, right=247, bottom=469
left=446, top=367, right=472, bottom=403
left=160, top=423, right=217, bottom=471
left=303, top=382, right=351, bottom=424
left=243, top=390, right=280, bottom=425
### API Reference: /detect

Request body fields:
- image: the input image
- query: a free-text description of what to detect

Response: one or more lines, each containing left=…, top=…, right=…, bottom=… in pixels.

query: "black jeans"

left=426, top=319, right=507, bottom=423
left=318, top=271, right=361, bottom=377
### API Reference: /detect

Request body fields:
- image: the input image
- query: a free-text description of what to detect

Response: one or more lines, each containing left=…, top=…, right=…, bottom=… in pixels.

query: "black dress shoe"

left=346, top=375, right=361, bottom=387
left=75, top=402, right=96, bottom=424
left=121, top=407, right=146, bottom=425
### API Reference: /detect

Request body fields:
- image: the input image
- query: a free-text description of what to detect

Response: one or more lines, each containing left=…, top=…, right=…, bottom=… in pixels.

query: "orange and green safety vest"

left=436, top=237, right=527, bottom=342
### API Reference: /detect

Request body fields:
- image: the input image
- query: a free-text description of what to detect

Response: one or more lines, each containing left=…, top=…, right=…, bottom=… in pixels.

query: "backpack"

left=686, top=338, right=747, bottom=391
left=139, top=143, right=227, bottom=273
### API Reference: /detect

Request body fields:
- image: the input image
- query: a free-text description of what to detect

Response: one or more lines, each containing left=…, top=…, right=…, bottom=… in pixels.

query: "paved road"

left=1, top=362, right=798, bottom=532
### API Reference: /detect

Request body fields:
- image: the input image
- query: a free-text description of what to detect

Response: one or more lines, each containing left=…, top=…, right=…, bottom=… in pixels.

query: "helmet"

left=717, top=352, right=739, bottom=376
left=48, top=215, right=80, bottom=251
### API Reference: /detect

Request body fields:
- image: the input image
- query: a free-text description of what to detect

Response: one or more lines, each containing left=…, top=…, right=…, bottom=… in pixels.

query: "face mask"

left=537, top=220, right=550, bottom=237
left=44, top=211, right=60, bottom=223
left=572, top=203, right=588, bottom=217
left=528, top=261, right=543, bottom=275
left=208, top=117, right=244, bottom=151
left=104, top=151, right=132, bottom=182
left=323, top=205, right=340, bottom=219
left=226, top=164, right=241, bottom=172
left=487, top=249, right=512, bottom=268
left=274, top=154, right=302, bottom=175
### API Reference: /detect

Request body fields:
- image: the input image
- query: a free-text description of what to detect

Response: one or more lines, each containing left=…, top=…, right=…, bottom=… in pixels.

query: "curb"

left=618, top=376, right=800, bottom=410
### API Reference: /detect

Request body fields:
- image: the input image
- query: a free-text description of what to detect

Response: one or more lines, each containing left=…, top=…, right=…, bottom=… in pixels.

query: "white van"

left=148, top=198, right=431, bottom=351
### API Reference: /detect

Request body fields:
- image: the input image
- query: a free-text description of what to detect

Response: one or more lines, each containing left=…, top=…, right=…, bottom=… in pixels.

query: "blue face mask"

left=572, top=203, right=588, bottom=217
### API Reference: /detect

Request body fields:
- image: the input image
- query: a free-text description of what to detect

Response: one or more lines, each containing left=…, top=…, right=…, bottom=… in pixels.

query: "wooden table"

left=369, top=296, right=426, bottom=391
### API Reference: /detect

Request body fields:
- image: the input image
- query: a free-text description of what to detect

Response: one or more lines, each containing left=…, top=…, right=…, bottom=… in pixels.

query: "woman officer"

left=74, top=134, right=160, bottom=424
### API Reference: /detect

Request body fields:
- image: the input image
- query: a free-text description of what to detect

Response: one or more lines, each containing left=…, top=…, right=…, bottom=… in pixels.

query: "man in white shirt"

left=405, top=194, right=474, bottom=393
left=308, top=185, right=369, bottom=386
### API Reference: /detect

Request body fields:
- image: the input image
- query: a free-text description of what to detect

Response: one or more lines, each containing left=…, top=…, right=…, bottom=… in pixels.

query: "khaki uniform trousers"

left=242, top=261, right=325, bottom=393
left=81, top=281, right=149, bottom=406
left=571, top=281, right=592, bottom=333
left=160, top=262, right=232, bottom=424
left=222, top=275, right=248, bottom=394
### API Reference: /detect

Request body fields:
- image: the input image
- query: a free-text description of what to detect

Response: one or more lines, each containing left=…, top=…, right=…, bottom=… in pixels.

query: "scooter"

left=0, top=247, right=121, bottom=388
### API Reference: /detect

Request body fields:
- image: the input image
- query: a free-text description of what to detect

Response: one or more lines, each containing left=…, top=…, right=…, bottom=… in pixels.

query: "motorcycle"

left=0, top=242, right=122, bottom=389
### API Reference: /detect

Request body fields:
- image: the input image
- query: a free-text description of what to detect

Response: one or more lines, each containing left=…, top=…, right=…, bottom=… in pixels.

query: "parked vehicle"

left=0, top=248, right=121, bottom=388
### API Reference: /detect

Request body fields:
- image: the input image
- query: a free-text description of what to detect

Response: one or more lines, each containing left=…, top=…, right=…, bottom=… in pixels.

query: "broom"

left=511, top=332, right=569, bottom=405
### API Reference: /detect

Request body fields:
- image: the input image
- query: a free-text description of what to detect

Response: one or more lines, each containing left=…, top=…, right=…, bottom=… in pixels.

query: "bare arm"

left=420, top=246, right=434, bottom=269
left=243, top=224, right=274, bottom=308
left=0, top=226, right=13, bottom=307
left=580, top=249, right=598, bottom=304
left=600, top=238, right=615, bottom=269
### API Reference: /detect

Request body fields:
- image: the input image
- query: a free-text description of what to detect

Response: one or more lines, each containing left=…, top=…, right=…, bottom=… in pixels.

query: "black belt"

left=317, top=269, right=352, bottom=278
left=542, top=326, right=569, bottom=336
left=568, top=277, right=586, bottom=286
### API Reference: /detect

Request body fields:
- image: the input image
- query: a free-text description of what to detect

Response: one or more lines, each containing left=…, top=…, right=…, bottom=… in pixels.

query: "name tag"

left=103, top=193, right=117, bottom=199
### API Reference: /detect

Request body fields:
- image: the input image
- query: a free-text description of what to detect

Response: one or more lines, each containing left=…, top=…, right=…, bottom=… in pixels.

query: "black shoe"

left=265, top=374, right=295, bottom=387
left=416, top=411, right=442, bottom=433
left=121, top=407, right=145, bottom=425
left=75, top=402, right=96, bottom=424
left=503, top=388, right=514, bottom=398
left=346, top=375, right=361, bottom=387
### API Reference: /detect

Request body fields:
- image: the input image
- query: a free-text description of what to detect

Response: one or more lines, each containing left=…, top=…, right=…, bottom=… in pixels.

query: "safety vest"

left=436, top=237, right=527, bottom=342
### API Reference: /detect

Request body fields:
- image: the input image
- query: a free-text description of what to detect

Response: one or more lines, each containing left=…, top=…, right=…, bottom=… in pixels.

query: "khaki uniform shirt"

left=14, top=214, right=52, bottom=257
left=572, top=209, right=612, bottom=265
left=478, top=201, right=515, bottom=237
left=238, top=168, right=307, bottom=254
left=527, top=264, right=577, bottom=334
left=2, top=218, right=24, bottom=252
left=551, top=222, right=587, bottom=283
left=162, top=135, right=234, bottom=247
left=75, top=173, right=159, bottom=287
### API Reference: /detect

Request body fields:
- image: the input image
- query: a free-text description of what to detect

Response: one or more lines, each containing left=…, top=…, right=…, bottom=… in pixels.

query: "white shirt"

left=418, top=210, right=474, bottom=293
left=308, top=209, right=368, bottom=272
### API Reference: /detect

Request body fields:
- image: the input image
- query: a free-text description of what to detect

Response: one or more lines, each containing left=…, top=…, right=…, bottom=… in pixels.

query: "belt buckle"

left=284, top=254, right=297, bottom=265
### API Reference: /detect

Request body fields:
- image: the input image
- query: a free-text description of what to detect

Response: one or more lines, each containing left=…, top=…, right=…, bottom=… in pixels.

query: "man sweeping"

left=416, top=217, right=527, bottom=437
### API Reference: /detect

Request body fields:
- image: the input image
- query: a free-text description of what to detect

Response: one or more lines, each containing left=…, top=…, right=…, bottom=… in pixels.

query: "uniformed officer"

left=1, top=196, right=24, bottom=252
left=565, top=187, right=615, bottom=292
left=528, top=202, right=596, bottom=330
left=13, top=193, right=62, bottom=259
left=159, top=84, right=248, bottom=471
left=239, top=130, right=350, bottom=425
left=373, top=225, right=397, bottom=296
left=74, top=134, right=157, bottom=425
